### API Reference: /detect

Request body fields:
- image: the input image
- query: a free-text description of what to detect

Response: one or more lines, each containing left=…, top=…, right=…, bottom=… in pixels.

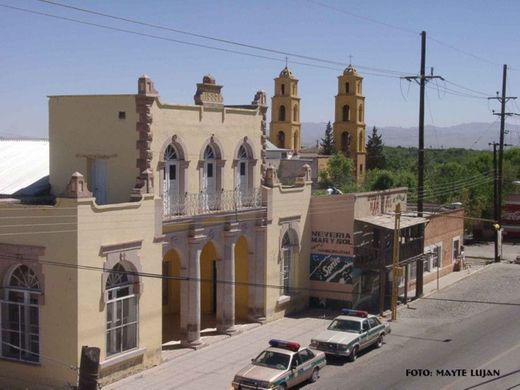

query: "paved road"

left=304, top=263, right=520, bottom=390
left=106, top=263, right=519, bottom=390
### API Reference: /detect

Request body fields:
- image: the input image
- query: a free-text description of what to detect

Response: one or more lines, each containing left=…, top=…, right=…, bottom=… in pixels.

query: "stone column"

left=252, top=220, right=267, bottom=322
left=182, top=232, right=205, bottom=347
left=217, top=222, right=240, bottom=334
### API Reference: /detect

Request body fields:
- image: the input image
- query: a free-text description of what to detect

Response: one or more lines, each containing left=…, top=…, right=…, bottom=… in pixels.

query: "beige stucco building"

left=0, top=73, right=312, bottom=389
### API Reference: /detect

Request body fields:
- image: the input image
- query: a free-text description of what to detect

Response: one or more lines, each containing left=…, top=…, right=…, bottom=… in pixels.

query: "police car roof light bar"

left=269, top=339, right=300, bottom=352
left=341, top=309, right=368, bottom=318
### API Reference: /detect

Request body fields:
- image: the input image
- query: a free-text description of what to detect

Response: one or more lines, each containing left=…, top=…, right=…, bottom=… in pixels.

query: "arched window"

left=341, top=132, right=351, bottom=153
left=281, top=230, right=297, bottom=295
left=279, top=105, right=286, bottom=122
left=1, top=265, right=41, bottom=362
left=106, top=263, right=138, bottom=356
left=277, top=131, right=285, bottom=149
left=202, top=143, right=219, bottom=210
left=204, top=144, right=215, bottom=160
left=293, top=105, right=298, bottom=122
left=342, top=105, right=350, bottom=122
left=345, top=82, right=350, bottom=94
left=163, top=144, right=182, bottom=215
left=358, top=104, right=363, bottom=122
left=236, top=144, right=252, bottom=205
left=281, top=84, right=285, bottom=95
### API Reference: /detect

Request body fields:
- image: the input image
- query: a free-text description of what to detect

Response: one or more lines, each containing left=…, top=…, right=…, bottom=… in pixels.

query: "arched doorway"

left=162, top=249, right=181, bottom=343
left=235, top=236, right=249, bottom=322
left=200, top=241, right=219, bottom=330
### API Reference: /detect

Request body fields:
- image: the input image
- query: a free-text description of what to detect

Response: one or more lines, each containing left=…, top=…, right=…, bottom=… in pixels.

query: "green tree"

left=320, top=121, right=335, bottom=155
left=319, top=153, right=353, bottom=190
left=366, top=126, right=386, bottom=170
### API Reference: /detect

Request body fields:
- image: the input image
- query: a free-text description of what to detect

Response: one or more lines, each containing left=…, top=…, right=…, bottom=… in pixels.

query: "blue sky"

left=2, top=0, right=520, bottom=139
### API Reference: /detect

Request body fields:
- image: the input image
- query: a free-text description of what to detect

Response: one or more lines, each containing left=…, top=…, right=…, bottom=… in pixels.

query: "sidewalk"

left=104, top=259, right=492, bottom=390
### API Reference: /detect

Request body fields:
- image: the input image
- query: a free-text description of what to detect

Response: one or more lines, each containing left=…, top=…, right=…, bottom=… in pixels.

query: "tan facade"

left=419, top=209, right=464, bottom=287
left=0, top=75, right=313, bottom=389
left=333, top=66, right=366, bottom=183
left=309, top=188, right=408, bottom=308
left=269, top=67, right=301, bottom=154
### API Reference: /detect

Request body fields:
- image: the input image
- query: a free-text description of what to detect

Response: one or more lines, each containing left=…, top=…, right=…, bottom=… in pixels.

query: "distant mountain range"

left=301, top=122, right=520, bottom=150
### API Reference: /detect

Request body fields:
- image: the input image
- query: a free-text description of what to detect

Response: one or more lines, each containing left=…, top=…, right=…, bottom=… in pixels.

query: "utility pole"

left=391, top=203, right=401, bottom=321
left=489, top=142, right=499, bottom=263
left=402, top=31, right=444, bottom=218
left=488, top=64, right=517, bottom=262
left=489, top=141, right=512, bottom=262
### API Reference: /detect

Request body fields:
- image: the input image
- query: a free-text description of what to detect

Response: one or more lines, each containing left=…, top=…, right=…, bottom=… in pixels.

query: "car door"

left=286, top=354, right=302, bottom=388
left=367, top=317, right=380, bottom=345
left=359, top=320, right=370, bottom=350
left=296, top=349, right=315, bottom=383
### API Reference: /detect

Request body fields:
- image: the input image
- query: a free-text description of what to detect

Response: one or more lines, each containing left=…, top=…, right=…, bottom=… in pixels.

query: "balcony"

left=163, top=188, right=263, bottom=219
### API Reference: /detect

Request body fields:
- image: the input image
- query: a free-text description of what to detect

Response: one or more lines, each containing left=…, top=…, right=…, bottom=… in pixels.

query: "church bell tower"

left=333, top=65, right=366, bottom=182
left=270, top=66, right=301, bottom=154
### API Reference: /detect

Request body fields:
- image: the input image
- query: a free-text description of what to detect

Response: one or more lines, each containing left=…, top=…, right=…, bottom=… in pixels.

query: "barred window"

left=106, top=263, right=138, bottom=357
left=1, top=265, right=41, bottom=363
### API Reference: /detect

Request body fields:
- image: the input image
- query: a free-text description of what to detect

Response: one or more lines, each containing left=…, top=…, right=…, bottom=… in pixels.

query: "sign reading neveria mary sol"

left=310, top=230, right=354, bottom=284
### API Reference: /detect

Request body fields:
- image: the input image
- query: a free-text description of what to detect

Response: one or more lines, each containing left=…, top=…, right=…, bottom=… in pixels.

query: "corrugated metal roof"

left=356, top=214, right=427, bottom=230
left=265, top=140, right=290, bottom=151
left=0, top=139, right=49, bottom=195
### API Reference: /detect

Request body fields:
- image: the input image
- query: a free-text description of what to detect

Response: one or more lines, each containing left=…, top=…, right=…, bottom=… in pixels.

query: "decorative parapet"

left=294, top=164, right=312, bottom=186
left=62, top=172, right=93, bottom=198
left=263, top=165, right=279, bottom=188
left=194, top=74, right=224, bottom=107
left=134, top=75, right=157, bottom=195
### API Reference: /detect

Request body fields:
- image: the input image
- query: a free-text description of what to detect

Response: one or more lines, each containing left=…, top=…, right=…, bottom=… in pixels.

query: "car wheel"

left=376, top=335, right=383, bottom=348
left=275, top=383, right=287, bottom=390
left=348, top=346, right=358, bottom=362
left=310, top=367, right=320, bottom=383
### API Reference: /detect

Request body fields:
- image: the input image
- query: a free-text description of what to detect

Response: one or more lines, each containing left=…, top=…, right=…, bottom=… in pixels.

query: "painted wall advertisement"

left=310, top=230, right=354, bottom=284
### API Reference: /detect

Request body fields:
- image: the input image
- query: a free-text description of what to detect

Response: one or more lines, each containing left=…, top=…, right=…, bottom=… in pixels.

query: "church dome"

left=343, top=65, right=358, bottom=75
left=202, top=74, right=216, bottom=84
left=279, top=66, right=295, bottom=78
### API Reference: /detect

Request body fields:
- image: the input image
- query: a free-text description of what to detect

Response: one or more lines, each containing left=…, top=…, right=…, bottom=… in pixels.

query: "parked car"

left=231, top=339, right=326, bottom=390
left=310, top=309, right=391, bottom=361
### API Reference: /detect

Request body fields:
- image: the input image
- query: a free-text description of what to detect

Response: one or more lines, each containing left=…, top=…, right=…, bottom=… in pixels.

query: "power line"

left=32, top=0, right=408, bottom=77
left=305, top=0, right=514, bottom=70
left=305, top=0, right=419, bottom=36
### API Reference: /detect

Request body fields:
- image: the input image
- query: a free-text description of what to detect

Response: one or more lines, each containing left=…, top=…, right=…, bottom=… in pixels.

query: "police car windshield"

left=328, top=319, right=361, bottom=333
left=253, top=351, right=290, bottom=370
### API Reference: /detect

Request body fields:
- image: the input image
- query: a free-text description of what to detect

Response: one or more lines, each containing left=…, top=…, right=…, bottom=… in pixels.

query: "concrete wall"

left=49, top=95, right=139, bottom=204
left=422, top=209, right=465, bottom=285
left=0, top=200, right=79, bottom=389
left=353, top=188, right=408, bottom=218
left=264, top=180, right=312, bottom=320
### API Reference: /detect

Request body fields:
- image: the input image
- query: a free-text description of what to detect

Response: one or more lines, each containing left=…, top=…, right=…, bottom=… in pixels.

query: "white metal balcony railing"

left=163, top=188, right=262, bottom=218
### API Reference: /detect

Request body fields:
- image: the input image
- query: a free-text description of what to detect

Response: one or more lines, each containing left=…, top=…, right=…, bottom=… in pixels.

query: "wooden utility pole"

left=489, top=142, right=499, bottom=263
left=488, top=65, right=517, bottom=262
left=391, top=204, right=401, bottom=321
left=402, top=31, right=444, bottom=218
